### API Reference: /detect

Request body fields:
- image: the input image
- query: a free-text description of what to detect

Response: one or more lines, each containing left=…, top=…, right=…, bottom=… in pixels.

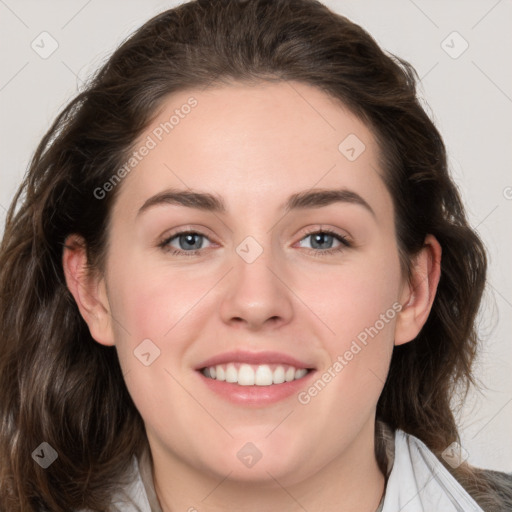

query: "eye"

left=158, top=227, right=351, bottom=257
left=159, top=230, right=214, bottom=256
left=296, top=228, right=351, bottom=256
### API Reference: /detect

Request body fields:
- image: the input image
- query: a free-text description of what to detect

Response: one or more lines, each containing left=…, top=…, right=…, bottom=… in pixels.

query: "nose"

left=218, top=238, right=295, bottom=331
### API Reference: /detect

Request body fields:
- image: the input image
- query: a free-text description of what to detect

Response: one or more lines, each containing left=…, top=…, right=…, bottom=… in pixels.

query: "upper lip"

left=194, top=350, right=316, bottom=370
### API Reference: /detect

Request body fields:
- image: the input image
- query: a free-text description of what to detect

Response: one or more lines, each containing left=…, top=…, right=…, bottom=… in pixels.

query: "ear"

left=62, top=234, right=115, bottom=346
left=394, top=234, right=442, bottom=346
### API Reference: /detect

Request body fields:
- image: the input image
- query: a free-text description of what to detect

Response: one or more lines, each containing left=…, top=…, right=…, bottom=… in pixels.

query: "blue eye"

left=159, top=228, right=351, bottom=257
left=297, top=229, right=351, bottom=256
left=160, top=232, right=212, bottom=255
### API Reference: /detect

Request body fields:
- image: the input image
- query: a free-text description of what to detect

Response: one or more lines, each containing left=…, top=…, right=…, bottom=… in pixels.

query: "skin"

left=63, top=81, right=441, bottom=512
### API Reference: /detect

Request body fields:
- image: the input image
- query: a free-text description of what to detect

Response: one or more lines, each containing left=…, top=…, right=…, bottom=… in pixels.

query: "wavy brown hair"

left=1, top=0, right=509, bottom=510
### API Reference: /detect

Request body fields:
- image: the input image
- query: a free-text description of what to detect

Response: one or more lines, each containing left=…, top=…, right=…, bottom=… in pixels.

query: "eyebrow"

left=136, top=187, right=375, bottom=218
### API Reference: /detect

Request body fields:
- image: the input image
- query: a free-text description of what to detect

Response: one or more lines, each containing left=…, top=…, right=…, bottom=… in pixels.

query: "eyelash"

left=158, top=227, right=352, bottom=257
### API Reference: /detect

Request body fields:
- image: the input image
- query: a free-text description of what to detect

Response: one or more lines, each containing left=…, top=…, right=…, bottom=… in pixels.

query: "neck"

left=149, top=417, right=385, bottom=512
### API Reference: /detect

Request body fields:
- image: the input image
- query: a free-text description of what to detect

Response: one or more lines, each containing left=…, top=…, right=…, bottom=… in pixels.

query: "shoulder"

left=462, top=466, right=512, bottom=512
left=390, top=425, right=512, bottom=512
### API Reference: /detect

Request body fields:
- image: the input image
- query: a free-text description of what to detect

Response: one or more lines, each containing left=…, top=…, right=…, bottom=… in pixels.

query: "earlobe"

left=394, top=234, right=442, bottom=346
left=62, top=234, right=115, bottom=347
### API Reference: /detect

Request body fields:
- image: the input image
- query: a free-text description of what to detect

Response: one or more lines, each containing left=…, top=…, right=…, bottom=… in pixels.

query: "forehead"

left=112, top=81, right=391, bottom=220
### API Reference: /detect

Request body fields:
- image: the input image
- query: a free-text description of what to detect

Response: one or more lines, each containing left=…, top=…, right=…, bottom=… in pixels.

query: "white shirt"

left=106, top=428, right=484, bottom=512
left=380, top=429, right=483, bottom=512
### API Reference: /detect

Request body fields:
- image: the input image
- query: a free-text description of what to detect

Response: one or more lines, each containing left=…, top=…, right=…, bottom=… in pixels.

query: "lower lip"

left=196, top=370, right=317, bottom=406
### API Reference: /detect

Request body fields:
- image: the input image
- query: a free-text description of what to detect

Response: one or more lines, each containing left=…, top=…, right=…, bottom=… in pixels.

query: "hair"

left=1, top=0, right=510, bottom=510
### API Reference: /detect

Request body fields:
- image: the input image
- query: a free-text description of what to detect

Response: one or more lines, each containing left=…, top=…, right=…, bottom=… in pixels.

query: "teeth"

left=201, top=363, right=310, bottom=386
left=239, top=364, right=255, bottom=386
left=225, top=363, right=237, bottom=383
left=216, top=365, right=225, bottom=381
left=255, top=364, right=273, bottom=386
left=273, top=366, right=285, bottom=384
left=295, top=368, right=308, bottom=379
left=285, top=367, right=295, bottom=382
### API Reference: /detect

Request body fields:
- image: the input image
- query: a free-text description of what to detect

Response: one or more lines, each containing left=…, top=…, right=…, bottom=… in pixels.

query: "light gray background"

left=0, top=0, right=511, bottom=471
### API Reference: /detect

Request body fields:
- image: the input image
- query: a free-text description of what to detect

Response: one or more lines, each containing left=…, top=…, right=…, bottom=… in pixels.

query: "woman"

left=0, top=0, right=510, bottom=510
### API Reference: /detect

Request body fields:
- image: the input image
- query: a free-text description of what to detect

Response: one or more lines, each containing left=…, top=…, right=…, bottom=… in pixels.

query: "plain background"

left=0, top=0, right=510, bottom=471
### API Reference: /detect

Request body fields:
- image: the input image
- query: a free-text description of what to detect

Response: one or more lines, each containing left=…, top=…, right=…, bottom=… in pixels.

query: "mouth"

left=194, top=350, right=317, bottom=406
left=199, top=362, right=314, bottom=386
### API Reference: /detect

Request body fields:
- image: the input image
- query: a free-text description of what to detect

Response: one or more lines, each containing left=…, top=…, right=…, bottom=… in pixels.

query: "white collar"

left=381, top=429, right=483, bottom=512
left=109, top=427, right=484, bottom=512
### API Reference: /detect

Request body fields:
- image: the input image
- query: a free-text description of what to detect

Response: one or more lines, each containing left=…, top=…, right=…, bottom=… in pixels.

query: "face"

left=93, top=82, right=407, bottom=486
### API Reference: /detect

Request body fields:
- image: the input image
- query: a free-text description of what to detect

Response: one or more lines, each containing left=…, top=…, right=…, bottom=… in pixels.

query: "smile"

left=200, top=363, right=311, bottom=386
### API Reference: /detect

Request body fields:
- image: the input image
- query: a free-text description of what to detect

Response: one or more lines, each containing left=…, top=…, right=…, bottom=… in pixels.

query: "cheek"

left=299, top=242, right=401, bottom=402
left=300, top=245, right=401, bottom=351
left=105, top=259, right=208, bottom=434
left=105, top=252, right=227, bottom=416
left=107, top=252, right=214, bottom=340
